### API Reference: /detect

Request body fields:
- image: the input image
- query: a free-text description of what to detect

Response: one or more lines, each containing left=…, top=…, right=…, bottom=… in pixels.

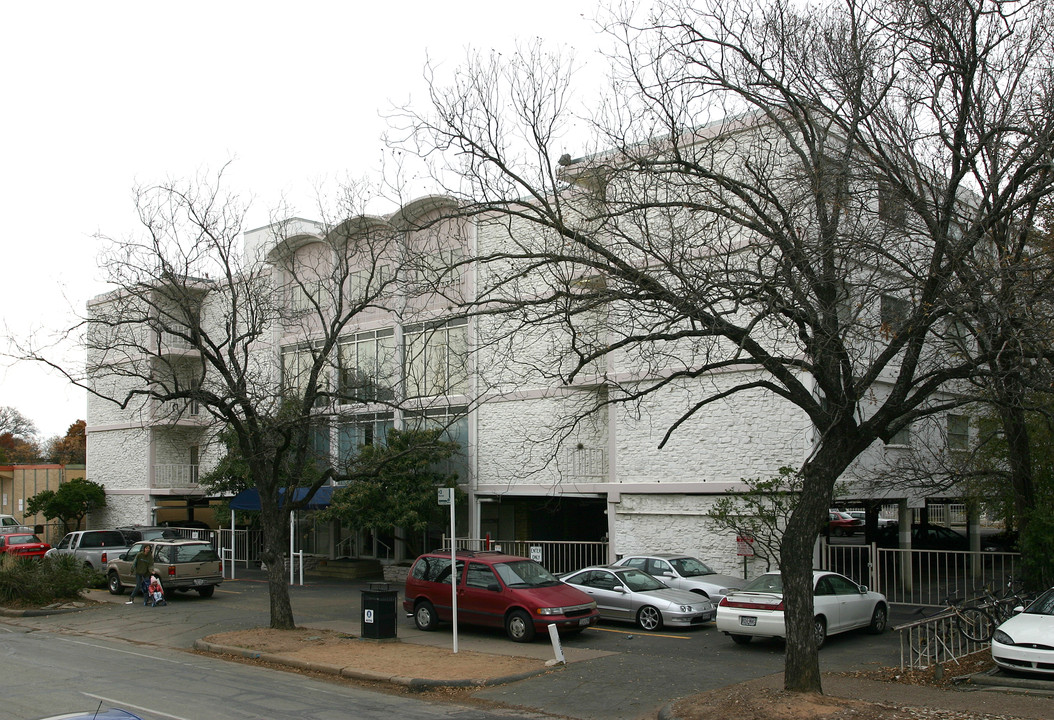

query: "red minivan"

left=403, top=550, right=600, bottom=642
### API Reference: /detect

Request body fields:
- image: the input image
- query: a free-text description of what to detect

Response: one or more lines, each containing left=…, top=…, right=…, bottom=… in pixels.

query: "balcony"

left=153, top=399, right=204, bottom=424
left=154, top=463, right=199, bottom=488
left=157, top=330, right=200, bottom=357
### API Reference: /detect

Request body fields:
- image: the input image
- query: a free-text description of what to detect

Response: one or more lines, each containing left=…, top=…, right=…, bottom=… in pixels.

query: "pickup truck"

left=45, top=529, right=130, bottom=571
left=0, top=514, right=33, bottom=534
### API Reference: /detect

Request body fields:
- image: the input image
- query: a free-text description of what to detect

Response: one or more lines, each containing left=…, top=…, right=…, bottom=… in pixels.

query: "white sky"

left=0, top=1, right=608, bottom=440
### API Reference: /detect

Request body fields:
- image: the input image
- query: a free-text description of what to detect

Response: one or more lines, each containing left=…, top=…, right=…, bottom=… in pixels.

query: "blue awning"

left=228, top=485, right=335, bottom=511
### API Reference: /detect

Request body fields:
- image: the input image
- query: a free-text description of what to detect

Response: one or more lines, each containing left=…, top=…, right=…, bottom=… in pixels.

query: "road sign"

left=437, top=488, right=453, bottom=505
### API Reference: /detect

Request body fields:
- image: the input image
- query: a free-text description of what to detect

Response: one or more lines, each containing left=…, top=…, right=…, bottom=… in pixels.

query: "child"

left=148, top=572, right=166, bottom=607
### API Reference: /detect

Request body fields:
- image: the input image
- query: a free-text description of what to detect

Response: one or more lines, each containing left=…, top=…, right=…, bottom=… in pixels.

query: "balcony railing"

left=154, top=399, right=202, bottom=421
left=565, top=446, right=607, bottom=479
left=154, top=463, right=199, bottom=488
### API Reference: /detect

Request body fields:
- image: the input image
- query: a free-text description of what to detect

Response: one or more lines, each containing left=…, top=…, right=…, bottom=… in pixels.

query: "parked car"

left=36, top=710, right=145, bottom=720
left=106, top=539, right=223, bottom=598
left=402, top=550, right=599, bottom=642
left=874, top=523, right=1013, bottom=552
left=560, top=565, right=715, bottom=630
left=0, top=533, right=51, bottom=559
left=612, top=553, right=745, bottom=605
left=716, top=570, right=888, bottom=647
left=0, top=514, right=33, bottom=534
left=991, top=587, right=1054, bottom=676
left=45, top=530, right=130, bottom=571
left=846, top=510, right=896, bottom=528
left=828, top=510, right=864, bottom=537
left=117, top=525, right=182, bottom=544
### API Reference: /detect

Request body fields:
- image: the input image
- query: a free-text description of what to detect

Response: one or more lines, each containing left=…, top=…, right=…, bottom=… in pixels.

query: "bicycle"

left=977, top=575, right=1034, bottom=624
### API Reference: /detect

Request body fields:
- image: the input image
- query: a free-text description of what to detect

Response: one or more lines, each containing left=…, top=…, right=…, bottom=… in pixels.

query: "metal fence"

left=821, top=542, right=1021, bottom=608
left=893, top=611, right=993, bottom=670
left=446, top=537, right=610, bottom=575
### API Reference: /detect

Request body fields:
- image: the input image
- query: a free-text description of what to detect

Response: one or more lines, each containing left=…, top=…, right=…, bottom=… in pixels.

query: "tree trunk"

left=259, top=494, right=296, bottom=630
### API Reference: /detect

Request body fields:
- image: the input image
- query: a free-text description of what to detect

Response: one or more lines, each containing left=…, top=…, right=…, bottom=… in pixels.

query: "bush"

left=0, top=553, right=94, bottom=606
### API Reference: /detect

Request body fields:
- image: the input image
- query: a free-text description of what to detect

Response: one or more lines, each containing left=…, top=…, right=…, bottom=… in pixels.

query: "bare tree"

left=24, top=167, right=428, bottom=629
left=389, top=0, right=1054, bottom=692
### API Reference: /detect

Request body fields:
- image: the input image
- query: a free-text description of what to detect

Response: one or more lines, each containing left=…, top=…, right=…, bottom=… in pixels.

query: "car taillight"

left=101, top=552, right=107, bottom=564
left=168, top=565, right=176, bottom=577
left=719, top=596, right=784, bottom=611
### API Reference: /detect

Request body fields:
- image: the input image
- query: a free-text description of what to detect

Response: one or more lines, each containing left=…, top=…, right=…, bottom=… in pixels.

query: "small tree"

left=46, top=420, right=87, bottom=465
left=708, top=468, right=804, bottom=572
left=323, top=428, right=461, bottom=558
left=25, top=477, right=106, bottom=533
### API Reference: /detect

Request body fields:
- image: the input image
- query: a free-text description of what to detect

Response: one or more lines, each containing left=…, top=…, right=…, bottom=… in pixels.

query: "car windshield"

left=741, top=574, right=783, bottom=593
left=669, top=557, right=715, bottom=576
left=494, top=560, right=560, bottom=588
left=1023, top=588, right=1054, bottom=616
left=618, top=568, right=667, bottom=592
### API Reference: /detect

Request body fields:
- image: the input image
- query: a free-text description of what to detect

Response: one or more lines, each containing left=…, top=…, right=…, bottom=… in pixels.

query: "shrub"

left=0, top=553, right=93, bottom=606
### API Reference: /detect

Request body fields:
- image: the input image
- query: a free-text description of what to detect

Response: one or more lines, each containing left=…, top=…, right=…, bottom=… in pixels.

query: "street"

left=1, top=571, right=908, bottom=720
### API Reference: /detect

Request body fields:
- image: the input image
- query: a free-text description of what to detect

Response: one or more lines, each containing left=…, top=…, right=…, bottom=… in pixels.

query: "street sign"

left=529, top=545, right=543, bottom=563
left=437, top=488, right=453, bottom=505
left=736, top=535, right=755, bottom=557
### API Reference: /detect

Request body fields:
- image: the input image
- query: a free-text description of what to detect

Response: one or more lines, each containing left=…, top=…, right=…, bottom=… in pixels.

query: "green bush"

left=0, top=553, right=94, bottom=606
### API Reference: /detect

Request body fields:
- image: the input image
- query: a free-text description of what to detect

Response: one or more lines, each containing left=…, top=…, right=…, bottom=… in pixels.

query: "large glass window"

left=404, top=318, right=468, bottom=398
left=947, top=414, right=970, bottom=451
left=338, top=412, right=394, bottom=465
left=338, top=329, right=396, bottom=403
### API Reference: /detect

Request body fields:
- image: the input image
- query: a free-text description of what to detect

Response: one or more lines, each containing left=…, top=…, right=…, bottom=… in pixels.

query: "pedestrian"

left=126, top=543, right=153, bottom=605
left=148, top=571, right=166, bottom=607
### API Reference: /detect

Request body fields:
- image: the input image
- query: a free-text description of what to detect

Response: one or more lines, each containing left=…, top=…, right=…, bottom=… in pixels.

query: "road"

left=0, top=570, right=909, bottom=720
left=0, top=627, right=552, bottom=720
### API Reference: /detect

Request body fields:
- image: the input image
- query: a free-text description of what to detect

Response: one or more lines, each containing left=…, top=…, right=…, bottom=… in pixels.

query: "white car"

left=613, top=553, right=744, bottom=605
left=991, top=587, right=1054, bottom=676
left=716, top=570, right=887, bottom=647
left=846, top=510, right=896, bottom=528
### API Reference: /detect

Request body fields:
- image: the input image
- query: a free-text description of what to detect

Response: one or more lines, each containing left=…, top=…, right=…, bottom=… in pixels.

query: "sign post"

left=438, top=488, right=458, bottom=653
left=736, top=534, right=755, bottom=579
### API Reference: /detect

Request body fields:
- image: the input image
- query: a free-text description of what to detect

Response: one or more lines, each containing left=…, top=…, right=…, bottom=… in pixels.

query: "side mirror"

left=487, top=583, right=501, bottom=592
left=859, top=585, right=869, bottom=593
left=1012, top=605, right=1024, bottom=615
left=613, top=585, right=627, bottom=593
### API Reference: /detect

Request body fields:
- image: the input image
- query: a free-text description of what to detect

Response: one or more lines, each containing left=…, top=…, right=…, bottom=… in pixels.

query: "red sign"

left=736, top=535, right=755, bottom=557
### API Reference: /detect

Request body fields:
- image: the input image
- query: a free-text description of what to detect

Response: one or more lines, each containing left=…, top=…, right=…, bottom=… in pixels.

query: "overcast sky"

left=0, top=1, right=607, bottom=440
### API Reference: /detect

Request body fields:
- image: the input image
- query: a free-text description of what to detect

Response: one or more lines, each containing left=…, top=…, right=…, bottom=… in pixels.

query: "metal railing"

left=216, top=528, right=262, bottom=568
left=446, top=537, right=610, bottom=575
left=821, top=542, right=1021, bottom=608
left=153, top=463, right=199, bottom=488
left=894, top=611, right=993, bottom=670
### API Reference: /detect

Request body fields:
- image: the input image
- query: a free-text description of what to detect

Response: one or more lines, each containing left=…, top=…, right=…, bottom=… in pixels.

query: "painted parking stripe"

left=592, top=626, right=691, bottom=640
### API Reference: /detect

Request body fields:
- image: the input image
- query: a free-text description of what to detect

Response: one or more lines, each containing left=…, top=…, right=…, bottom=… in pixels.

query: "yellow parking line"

left=592, top=627, right=691, bottom=640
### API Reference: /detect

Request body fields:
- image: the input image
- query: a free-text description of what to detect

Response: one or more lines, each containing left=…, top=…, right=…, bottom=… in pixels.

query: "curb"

left=968, top=668, right=1054, bottom=695
left=192, top=639, right=558, bottom=689
left=0, top=605, right=91, bottom=617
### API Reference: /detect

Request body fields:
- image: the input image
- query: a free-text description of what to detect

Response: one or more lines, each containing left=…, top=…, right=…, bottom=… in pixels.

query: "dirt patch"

left=201, top=627, right=547, bottom=682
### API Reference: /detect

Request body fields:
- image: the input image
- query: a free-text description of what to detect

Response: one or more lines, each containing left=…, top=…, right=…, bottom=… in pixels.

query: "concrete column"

left=968, top=505, right=982, bottom=581
left=898, top=500, right=913, bottom=596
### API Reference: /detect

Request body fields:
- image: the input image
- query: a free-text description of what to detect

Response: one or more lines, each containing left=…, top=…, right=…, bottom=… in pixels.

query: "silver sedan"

left=561, top=565, right=715, bottom=630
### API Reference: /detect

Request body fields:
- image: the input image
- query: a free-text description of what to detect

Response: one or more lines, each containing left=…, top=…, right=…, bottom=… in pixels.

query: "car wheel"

left=413, top=600, right=438, bottom=631
left=505, top=609, right=536, bottom=643
left=107, top=571, right=124, bottom=595
left=636, top=605, right=664, bottom=631
left=868, top=604, right=887, bottom=634
left=814, top=616, right=827, bottom=648
left=197, top=585, right=215, bottom=598
left=832, top=527, right=844, bottom=537
left=730, top=634, right=752, bottom=645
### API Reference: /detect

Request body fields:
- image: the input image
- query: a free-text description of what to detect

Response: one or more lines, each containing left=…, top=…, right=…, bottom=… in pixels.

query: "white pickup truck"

left=45, top=529, right=130, bottom=571
left=0, top=514, right=33, bottom=534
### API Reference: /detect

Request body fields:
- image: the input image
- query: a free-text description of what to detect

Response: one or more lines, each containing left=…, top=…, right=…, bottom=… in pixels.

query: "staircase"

left=306, top=558, right=384, bottom=581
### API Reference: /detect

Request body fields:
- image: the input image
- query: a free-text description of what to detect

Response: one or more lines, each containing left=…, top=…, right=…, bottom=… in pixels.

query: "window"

left=348, top=264, right=392, bottom=300
left=404, top=318, right=469, bottom=397
left=281, top=344, right=330, bottom=405
left=947, top=414, right=970, bottom=451
left=465, top=562, right=499, bottom=589
left=338, top=412, right=394, bottom=465
left=885, top=423, right=911, bottom=447
left=878, top=182, right=906, bottom=227
left=311, top=425, right=331, bottom=464
left=338, top=329, right=396, bottom=402
left=880, top=294, right=910, bottom=337
left=289, top=280, right=323, bottom=312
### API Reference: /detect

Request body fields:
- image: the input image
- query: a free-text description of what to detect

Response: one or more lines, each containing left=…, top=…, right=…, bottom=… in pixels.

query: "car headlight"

left=679, top=605, right=694, bottom=613
left=537, top=607, right=562, bottom=616
left=993, top=629, right=1014, bottom=645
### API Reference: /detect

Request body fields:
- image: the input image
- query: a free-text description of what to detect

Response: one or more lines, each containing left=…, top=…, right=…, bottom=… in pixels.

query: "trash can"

left=360, top=582, right=398, bottom=639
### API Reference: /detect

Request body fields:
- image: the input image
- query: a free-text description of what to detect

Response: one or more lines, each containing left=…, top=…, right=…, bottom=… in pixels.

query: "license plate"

left=740, top=616, right=757, bottom=627
left=579, top=618, right=590, bottom=626
left=194, top=578, right=205, bottom=585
